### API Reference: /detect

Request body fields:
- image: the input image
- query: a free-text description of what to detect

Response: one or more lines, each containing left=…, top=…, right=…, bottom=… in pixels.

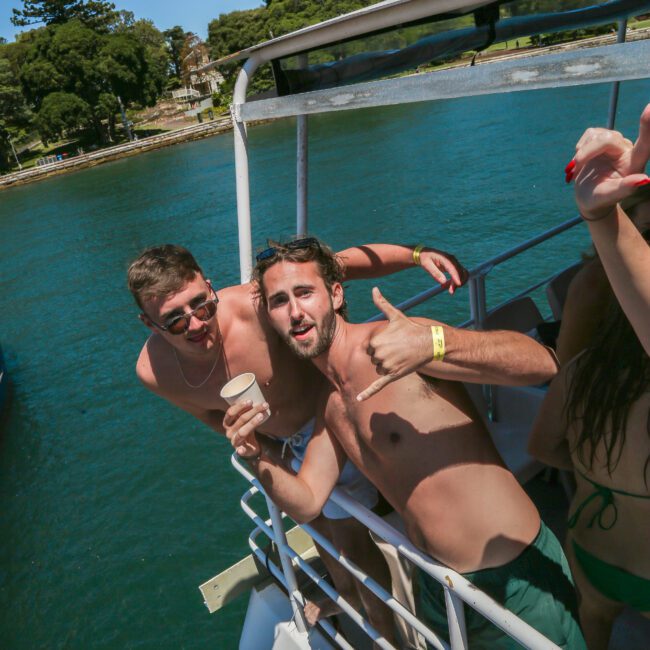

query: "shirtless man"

left=127, top=240, right=467, bottom=639
left=230, top=238, right=585, bottom=648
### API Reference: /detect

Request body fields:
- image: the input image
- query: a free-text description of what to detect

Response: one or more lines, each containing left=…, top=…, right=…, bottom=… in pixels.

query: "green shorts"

left=417, top=522, right=586, bottom=649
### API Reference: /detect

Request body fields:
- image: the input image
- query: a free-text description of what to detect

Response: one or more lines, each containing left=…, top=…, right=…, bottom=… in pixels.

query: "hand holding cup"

left=220, top=373, right=271, bottom=458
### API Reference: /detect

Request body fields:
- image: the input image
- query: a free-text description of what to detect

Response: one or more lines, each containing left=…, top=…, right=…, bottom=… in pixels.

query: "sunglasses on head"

left=147, top=294, right=219, bottom=335
left=255, top=237, right=321, bottom=262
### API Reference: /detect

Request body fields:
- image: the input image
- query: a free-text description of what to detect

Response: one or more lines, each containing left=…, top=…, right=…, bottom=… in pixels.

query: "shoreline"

left=2, top=28, right=648, bottom=192
left=0, top=118, right=234, bottom=191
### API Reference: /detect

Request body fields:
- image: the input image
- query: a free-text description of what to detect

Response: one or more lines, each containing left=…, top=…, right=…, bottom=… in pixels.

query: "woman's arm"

left=587, top=209, right=650, bottom=355
left=571, top=104, right=650, bottom=355
left=528, top=364, right=573, bottom=471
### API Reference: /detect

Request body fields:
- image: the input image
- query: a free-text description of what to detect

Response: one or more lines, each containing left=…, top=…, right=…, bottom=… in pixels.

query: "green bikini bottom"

left=572, top=541, right=650, bottom=611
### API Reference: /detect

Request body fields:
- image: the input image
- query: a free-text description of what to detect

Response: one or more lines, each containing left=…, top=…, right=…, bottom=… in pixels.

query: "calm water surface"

left=1, top=80, right=649, bottom=648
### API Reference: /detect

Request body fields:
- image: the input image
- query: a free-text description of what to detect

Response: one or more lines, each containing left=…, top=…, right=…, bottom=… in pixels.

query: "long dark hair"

left=565, top=297, right=650, bottom=482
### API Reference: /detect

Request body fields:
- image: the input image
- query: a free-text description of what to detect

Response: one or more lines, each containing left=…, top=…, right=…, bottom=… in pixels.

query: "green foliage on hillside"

left=1, top=2, right=171, bottom=154
left=0, top=0, right=647, bottom=171
left=0, top=57, right=32, bottom=169
left=164, top=25, right=189, bottom=81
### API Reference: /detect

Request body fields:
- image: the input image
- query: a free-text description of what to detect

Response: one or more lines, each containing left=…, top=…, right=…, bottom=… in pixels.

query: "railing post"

left=232, top=54, right=263, bottom=283
left=297, top=53, right=309, bottom=237
left=264, top=495, right=309, bottom=634
left=468, top=271, right=488, bottom=330
left=444, top=588, right=468, bottom=650
left=607, top=19, right=628, bottom=130
left=468, top=270, right=493, bottom=415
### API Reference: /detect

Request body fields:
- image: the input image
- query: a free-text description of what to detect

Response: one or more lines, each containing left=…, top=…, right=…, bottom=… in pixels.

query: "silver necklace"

left=173, top=342, right=223, bottom=389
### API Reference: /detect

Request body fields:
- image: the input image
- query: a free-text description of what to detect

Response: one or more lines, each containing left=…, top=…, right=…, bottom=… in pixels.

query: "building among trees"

left=171, top=34, right=223, bottom=116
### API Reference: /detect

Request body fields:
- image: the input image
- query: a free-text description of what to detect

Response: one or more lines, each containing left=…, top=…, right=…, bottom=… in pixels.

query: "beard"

left=285, top=306, right=337, bottom=360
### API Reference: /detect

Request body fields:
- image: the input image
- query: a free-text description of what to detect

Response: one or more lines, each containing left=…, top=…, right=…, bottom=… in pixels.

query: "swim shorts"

left=282, top=419, right=378, bottom=520
left=417, top=521, right=586, bottom=649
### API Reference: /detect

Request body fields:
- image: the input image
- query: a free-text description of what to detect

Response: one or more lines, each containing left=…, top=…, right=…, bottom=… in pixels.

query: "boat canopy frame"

left=229, top=1, right=650, bottom=282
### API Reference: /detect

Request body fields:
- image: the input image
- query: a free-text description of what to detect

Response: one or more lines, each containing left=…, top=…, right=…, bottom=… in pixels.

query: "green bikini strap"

left=568, top=473, right=618, bottom=531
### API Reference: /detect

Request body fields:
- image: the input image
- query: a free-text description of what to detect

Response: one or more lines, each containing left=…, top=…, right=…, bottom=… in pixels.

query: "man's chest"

left=325, top=390, right=376, bottom=463
left=173, top=349, right=323, bottom=435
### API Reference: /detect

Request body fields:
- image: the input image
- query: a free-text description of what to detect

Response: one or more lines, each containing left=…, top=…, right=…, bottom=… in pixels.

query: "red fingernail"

left=634, top=178, right=650, bottom=186
left=564, top=159, right=576, bottom=174
left=565, top=172, right=574, bottom=184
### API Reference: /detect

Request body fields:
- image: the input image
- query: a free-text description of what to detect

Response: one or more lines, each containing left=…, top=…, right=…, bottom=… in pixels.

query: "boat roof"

left=214, top=0, right=493, bottom=64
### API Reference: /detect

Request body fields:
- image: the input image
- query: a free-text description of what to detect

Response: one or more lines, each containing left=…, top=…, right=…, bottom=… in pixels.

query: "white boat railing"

left=232, top=454, right=561, bottom=650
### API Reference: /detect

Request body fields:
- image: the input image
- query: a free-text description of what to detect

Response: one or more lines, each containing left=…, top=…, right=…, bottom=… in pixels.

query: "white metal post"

left=264, top=495, right=309, bottom=634
left=444, top=588, right=468, bottom=650
left=296, top=54, right=309, bottom=237
left=607, top=19, right=628, bottom=129
left=232, top=55, right=263, bottom=283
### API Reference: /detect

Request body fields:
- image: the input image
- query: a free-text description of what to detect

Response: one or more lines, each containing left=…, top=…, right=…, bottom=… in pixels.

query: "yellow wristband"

left=412, top=243, right=425, bottom=266
left=431, top=326, right=445, bottom=362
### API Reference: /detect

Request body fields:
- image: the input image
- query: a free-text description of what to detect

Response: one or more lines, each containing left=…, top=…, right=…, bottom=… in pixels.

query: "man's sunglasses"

left=255, top=237, right=321, bottom=262
left=148, top=296, right=219, bottom=335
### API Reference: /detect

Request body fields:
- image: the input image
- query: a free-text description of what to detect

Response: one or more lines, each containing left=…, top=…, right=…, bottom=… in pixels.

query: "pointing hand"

left=356, top=288, right=435, bottom=401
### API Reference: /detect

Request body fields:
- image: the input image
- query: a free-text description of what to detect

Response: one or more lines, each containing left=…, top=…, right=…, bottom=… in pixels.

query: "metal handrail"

left=247, top=527, right=356, bottom=650
left=240, top=483, right=444, bottom=649
left=238, top=476, right=446, bottom=648
left=232, top=454, right=560, bottom=650
left=237, top=473, right=394, bottom=648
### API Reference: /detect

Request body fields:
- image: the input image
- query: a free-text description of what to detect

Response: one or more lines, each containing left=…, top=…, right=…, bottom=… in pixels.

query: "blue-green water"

left=1, top=81, right=649, bottom=649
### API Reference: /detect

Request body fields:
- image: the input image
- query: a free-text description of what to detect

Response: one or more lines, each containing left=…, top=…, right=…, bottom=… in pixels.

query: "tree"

left=127, top=20, right=169, bottom=104
left=110, top=9, right=134, bottom=31
left=22, top=22, right=104, bottom=141
left=11, top=0, right=118, bottom=32
left=36, top=90, right=91, bottom=142
left=0, top=56, right=32, bottom=170
left=96, top=90, right=118, bottom=140
left=16, top=17, right=168, bottom=144
left=164, top=25, right=186, bottom=80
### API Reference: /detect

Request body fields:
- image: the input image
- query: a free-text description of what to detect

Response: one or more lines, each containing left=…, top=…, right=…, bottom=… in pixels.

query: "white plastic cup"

left=220, top=372, right=271, bottom=422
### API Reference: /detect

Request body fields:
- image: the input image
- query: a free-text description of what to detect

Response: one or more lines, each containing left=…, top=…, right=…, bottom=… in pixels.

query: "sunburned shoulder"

left=347, top=320, right=382, bottom=343
left=216, top=282, right=260, bottom=324
left=135, top=335, right=169, bottom=392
